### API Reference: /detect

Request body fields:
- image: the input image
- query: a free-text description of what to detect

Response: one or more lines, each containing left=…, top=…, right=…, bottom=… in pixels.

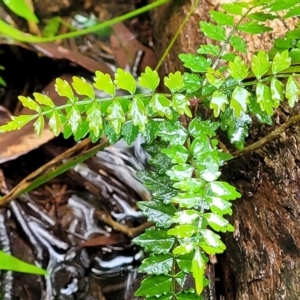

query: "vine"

left=1, top=0, right=300, bottom=298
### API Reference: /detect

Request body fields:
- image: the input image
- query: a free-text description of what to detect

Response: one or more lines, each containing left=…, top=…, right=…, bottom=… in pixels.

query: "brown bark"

left=151, top=1, right=300, bottom=299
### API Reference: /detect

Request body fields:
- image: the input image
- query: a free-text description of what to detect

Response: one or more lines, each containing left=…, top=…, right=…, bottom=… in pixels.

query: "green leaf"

left=162, top=145, right=190, bottom=164
left=173, top=178, right=205, bottom=193
left=157, top=121, right=188, bottom=145
left=228, top=56, right=249, bottom=81
left=33, top=93, right=54, bottom=107
left=172, top=210, right=200, bottom=224
left=138, top=254, right=173, bottom=275
left=144, top=120, right=158, bottom=143
left=166, top=164, right=194, bottom=181
left=199, top=21, right=226, bottom=41
left=284, top=6, right=300, bottom=18
left=114, top=68, right=136, bottom=94
left=210, top=91, right=228, bottom=117
left=121, top=121, right=139, bottom=145
left=182, top=73, right=202, bottom=93
left=251, top=50, right=271, bottom=79
left=67, top=106, right=81, bottom=133
left=42, top=16, right=60, bottom=37
left=248, top=96, right=272, bottom=125
left=286, top=75, right=300, bottom=107
left=206, top=197, right=233, bottom=216
left=106, top=100, right=125, bottom=134
left=230, top=86, right=251, bottom=117
left=134, top=275, right=172, bottom=297
left=203, top=213, right=234, bottom=232
left=168, top=225, right=197, bottom=238
left=210, top=10, right=234, bottom=26
left=256, top=83, right=273, bottom=115
left=33, top=115, right=44, bottom=136
left=74, top=120, right=89, bottom=141
left=172, top=94, right=192, bottom=117
left=272, top=50, right=291, bottom=74
left=197, top=45, right=220, bottom=56
left=49, top=110, right=62, bottom=136
left=190, top=137, right=213, bottom=160
left=18, top=96, right=40, bottom=112
left=138, top=200, right=176, bottom=228
left=220, top=109, right=252, bottom=149
left=94, top=71, right=115, bottom=96
left=104, top=123, right=120, bottom=144
left=248, top=12, right=277, bottom=21
left=188, top=118, right=219, bottom=138
left=229, top=35, right=247, bottom=53
left=173, top=243, right=195, bottom=255
left=171, top=193, right=204, bottom=209
left=0, top=251, right=47, bottom=275
left=206, top=67, right=225, bottom=89
left=55, top=78, right=74, bottom=101
left=208, top=181, right=241, bottom=200
left=176, top=291, right=204, bottom=300
left=138, top=66, right=160, bottom=91
left=238, top=22, right=272, bottom=34
left=199, top=229, right=226, bottom=254
left=178, top=54, right=211, bottom=72
left=222, top=3, right=243, bottom=15
left=269, top=0, right=299, bottom=12
left=133, top=229, right=175, bottom=254
left=192, top=249, right=205, bottom=295
left=149, top=94, right=173, bottom=119
left=3, top=0, right=38, bottom=22
left=86, top=102, right=103, bottom=138
left=128, top=96, right=148, bottom=132
left=72, top=76, right=95, bottom=99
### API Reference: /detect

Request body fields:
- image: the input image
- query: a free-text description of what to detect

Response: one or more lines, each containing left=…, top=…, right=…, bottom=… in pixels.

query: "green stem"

left=0, top=0, right=170, bottom=43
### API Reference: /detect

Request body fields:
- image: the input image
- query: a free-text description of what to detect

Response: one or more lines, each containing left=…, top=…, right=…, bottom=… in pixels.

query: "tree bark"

left=151, top=1, right=300, bottom=299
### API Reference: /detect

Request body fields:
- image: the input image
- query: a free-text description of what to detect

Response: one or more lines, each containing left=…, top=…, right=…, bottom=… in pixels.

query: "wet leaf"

left=188, top=118, right=219, bottom=138
left=161, top=145, right=189, bottom=164
left=106, top=100, right=125, bottom=134
left=86, top=102, right=103, bottom=138
left=203, top=213, right=234, bottom=232
left=121, top=121, right=139, bottom=145
left=168, top=225, right=197, bottom=238
left=49, top=110, right=62, bottom=136
left=157, top=121, right=188, bottom=145
left=199, top=21, right=226, bottom=41
left=206, top=68, right=225, bottom=89
left=238, top=22, right=272, bottom=34
left=173, top=242, right=195, bottom=255
left=192, top=249, right=205, bottom=295
left=133, top=229, right=175, bottom=254
left=171, top=193, right=204, bottom=209
left=134, top=275, right=172, bottom=297
left=164, top=71, right=184, bottom=93
left=144, top=120, right=159, bottom=143
left=210, top=91, right=228, bottom=117
left=228, top=56, right=249, bottom=81
left=104, top=123, right=120, bottom=144
left=272, top=50, right=291, bottom=74
left=138, top=200, right=176, bottom=228
left=190, top=137, right=213, bottom=159
left=66, top=106, right=81, bottom=133
left=222, top=3, right=243, bottom=15
left=138, top=254, right=173, bottom=275
left=172, top=210, right=200, bottom=224
left=206, top=197, right=233, bottom=216
left=251, top=50, right=271, bottom=79
left=149, top=94, right=173, bottom=119
left=33, top=115, right=44, bottom=136
left=173, top=178, right=205, bottom=193
left=286, top=75, right=300, bottom=107
left=199, top=229, right=226, bottom=254
left=128, top=96, right=148, bottom=132
left=138, top=66, right=160, bottom=91
left=94, top=71, right=115, bottom=96
left=197, top=45, right=220, bottom=56
left=55, top=78, right=74, bottom=101
left=114, top=68, right=136, bottom=94
left=179, top=54, right=211, bottom=72
left=74, top=120, right=89, bottom=141
left=172, top=94, right=192, bottom=117
left=230, top=86, right=250, bottom=117
left=182, top=73, right=202, bottom=93
left=229, top=35, right=247, bottom=53
left=72, top=76, right=95, bottom=99
left=256, top=82, right=273, bottom=115
left=166, top=164, right=194, bottom=181
left=248, top=96, right=272, bottom=125
left=176, top=291, right=204, bottom=299
left=208, top=181, right=241, bottom=200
